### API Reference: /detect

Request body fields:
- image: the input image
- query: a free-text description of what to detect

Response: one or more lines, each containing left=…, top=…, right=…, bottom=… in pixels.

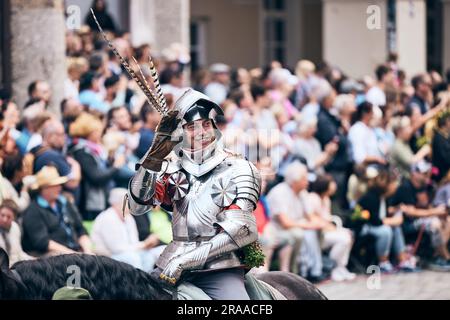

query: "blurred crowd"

left=0, top=0, right=449, bottom=284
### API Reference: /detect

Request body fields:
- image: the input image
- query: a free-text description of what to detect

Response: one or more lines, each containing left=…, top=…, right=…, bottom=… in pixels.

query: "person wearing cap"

left=91, top=188, right=165, bottom=272
left=22, top=166, right=92, bottom=256
left=204, top=63, right=230, bottom=105
left=390, top=160, right=450, bottom=271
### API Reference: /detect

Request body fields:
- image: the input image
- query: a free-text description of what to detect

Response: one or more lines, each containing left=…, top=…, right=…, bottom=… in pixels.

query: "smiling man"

left=126, top=89, right=261, bottom=300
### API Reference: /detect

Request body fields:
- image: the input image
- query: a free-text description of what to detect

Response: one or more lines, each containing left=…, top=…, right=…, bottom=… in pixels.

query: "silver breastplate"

left=167, top=161, right=237, bottom=241
left=156, top=155, right=260, bottom=271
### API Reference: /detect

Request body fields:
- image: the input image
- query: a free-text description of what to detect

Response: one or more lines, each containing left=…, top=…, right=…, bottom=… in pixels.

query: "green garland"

left=238, top=241, right=265, bottom=268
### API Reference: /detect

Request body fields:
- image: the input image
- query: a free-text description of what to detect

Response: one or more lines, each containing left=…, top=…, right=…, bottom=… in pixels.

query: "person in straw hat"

left=21, top=166, right=93, bottom=256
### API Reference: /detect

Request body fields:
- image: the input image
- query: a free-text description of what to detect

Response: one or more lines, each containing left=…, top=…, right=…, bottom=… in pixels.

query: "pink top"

left=269, top=90, right=297, bottom=118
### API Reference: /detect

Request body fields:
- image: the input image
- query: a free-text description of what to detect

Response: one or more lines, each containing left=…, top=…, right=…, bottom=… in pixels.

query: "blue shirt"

left=79, top=90, right=110, bottom=114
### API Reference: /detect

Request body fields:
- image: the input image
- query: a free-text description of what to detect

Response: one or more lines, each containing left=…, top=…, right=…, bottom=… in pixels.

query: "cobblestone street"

left=316, top=271, right=450, bottom=300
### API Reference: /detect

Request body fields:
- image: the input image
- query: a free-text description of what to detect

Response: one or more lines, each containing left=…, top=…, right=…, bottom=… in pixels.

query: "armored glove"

left=141, top=110, right=181, bottom=171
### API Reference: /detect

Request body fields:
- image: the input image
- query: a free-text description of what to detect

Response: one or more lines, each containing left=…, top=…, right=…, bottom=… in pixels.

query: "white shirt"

left=91, top=207, right=142, bottom=256
left=348, top=121, right=382, bottom=164
left=204, top=82, right=228, bottom=105
left=0, top=221, right=33, bottom=266
left=293, top=137, right=323, bottom=171
left=266, top=182, right=308, bottom=230
left=366, top=86, right=386, bottom=108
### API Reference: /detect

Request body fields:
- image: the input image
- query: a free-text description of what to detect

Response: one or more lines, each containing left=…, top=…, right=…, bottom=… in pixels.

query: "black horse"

left=0, top=249, right=326, bottom=300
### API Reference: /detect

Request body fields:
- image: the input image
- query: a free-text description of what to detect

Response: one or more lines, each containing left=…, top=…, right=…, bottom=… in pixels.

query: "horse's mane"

left=11, top=254, right=170, bottom=300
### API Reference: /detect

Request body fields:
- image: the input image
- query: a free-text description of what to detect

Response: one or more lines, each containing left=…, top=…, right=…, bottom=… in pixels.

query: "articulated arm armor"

left=160, top=202, right=258, bottom=284
left=126, top=164, right=159, bottom=215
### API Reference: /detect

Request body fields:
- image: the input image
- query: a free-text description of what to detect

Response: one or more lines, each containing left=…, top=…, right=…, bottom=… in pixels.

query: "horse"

left=0, top=249, right=327, bottom=300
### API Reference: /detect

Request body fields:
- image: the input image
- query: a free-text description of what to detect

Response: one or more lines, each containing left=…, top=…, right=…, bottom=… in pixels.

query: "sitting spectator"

left=391, top=161, right=450, bottom=271
left=307, top=175, right=356, bottom=281
left=60, top=98, right=84, bottom=133
left=0, top=153, right=32, bottom=212
left=91, top=188, right=165, bottom=272
left=348, top=101, right=386, bottom=166
left=431, top=110, right=450, bottom=182
left=14, top=102, right=51, bottom=154
left=30, top=119, right=81, bottom=190
left=68, top=113, right=125, bottom=220
left=204, top=63, right=230, bottom=105
left=315, top=90, right=352, bottom=210
left=357, top=170, right=417, bottom=273
left=78, top=71, right=109, bottom=114
left=390, top=116, right=430, bottom=178
left=0, top=200, right=33, bottom=266
left=293, top=116, right=338, bottom=174
left=22, top=166, right=92, bottom=256
left=264, top=162, right=322, bottom=274
left=105, top=106, right=139, bottom=187
left=432, top=172, right=450, bottom=209
left=135, top=102, right=159, bottom=159
left=365, top=64, right=393, bottom=108
left=407, top=74, right=432, bottom=115
left=27, top=80, right=52, bottom=109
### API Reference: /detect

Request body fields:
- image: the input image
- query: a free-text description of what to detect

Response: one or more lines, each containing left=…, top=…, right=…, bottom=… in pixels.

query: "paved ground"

left=316, top=271, right=450, bottom=300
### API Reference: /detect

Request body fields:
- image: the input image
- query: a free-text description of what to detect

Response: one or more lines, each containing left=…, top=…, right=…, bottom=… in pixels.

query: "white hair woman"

left=293, top=116, right=338, bottom=174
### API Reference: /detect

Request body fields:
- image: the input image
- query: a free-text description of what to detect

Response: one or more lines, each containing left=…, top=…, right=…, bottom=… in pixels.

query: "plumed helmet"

left=173, top=88, right=224, bottom=127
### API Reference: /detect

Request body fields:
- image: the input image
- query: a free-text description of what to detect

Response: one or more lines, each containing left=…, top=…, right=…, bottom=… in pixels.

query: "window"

left=262, top=0, right=287, bottom=65
left=190, top=19, right=207, bottom=71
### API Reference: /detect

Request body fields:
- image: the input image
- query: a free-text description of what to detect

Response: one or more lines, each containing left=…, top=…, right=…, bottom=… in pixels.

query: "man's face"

left=412, top=171, right=430, bottom=187
left=418, top=76, right=432, bottom=96
left=183, top=119, right=215, bottom=150
left=48, top=122, right=66, bottom=150
left=383, top=70, right=395, bottom=85
left=40, top=184, right=62, bottom=203
left=0, top=208, right=14, bottom=230
left=64, top=99, right=84, bottom=118
left=215, top=72, right=230, bottom=85
left=113, top=107, right=132, bottom=130
left=35, top=81, right=51, bottom=104
left=291, top=175, right=308, bottom=193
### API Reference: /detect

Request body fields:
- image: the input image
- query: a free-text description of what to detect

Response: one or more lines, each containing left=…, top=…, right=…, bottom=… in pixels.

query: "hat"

left=52, top=286, right=93, bottom=300
left=411, top=160, right=432, bottom=174
left=209, top=63, right=230, bottom=74
left=31, top=166, right=69, bottom=190
left=69, top=112, right=103, bottom=138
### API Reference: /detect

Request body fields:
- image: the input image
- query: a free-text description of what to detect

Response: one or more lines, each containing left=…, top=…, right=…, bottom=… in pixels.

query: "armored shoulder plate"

left=227, top=157, right=261, bottom=210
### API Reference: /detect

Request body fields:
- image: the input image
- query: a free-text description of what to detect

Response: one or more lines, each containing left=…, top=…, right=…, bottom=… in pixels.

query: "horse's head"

left=0, top=248, right=24, bottom=299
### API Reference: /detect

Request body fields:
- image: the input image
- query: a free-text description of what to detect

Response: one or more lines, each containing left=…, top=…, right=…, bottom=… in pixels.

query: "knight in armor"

left=126, top=89, right=261, bottom=300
